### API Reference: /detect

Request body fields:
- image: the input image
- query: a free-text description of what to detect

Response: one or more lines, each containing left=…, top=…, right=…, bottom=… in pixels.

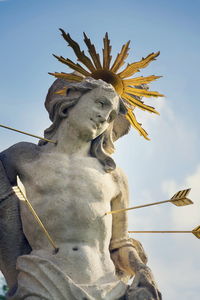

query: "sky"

left=0, top=0, right=200, bottom=299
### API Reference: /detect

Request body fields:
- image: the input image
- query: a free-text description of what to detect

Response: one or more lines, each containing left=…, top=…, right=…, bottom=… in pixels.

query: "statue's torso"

left=17, top=147, right=120, bottom=284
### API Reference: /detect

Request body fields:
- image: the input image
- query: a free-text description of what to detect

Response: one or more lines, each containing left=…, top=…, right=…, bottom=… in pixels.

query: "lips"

left=90, top=118, right=99, bottom=129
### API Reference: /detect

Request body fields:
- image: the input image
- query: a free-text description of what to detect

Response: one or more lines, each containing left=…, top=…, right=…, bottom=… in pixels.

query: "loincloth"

left=8, top=254, right=127, bottom=300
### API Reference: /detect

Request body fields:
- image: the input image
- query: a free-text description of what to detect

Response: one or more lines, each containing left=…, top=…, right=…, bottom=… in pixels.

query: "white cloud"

left=135, top=98, right=198, bottom=161
left=151, top=244, right=200, bottom=300
left=162, top=165, right=200, bottom=228
left=127, top=163, right=200, bottom=300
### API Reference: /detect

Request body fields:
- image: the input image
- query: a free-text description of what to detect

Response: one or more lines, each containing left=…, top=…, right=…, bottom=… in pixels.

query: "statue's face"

left=66, top=86, right=119, bottom=141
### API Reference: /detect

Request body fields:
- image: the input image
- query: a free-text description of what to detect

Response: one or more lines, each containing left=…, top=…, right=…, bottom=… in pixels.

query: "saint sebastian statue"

left=0, top=31, right=163, bottom=300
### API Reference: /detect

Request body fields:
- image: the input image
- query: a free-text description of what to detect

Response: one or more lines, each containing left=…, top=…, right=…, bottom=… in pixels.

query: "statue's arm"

left=0, top=146, right=31, bottom=292
left=110, top=168, right=147, bottom=277
left=110, top=168, right=162, bottom=300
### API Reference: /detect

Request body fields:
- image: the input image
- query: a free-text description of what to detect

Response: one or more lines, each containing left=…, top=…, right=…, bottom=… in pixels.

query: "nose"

left=96, top=114, right=106, bottom=123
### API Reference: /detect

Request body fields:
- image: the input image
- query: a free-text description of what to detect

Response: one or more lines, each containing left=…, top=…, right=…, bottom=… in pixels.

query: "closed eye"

left=95, top=100, right=105, bottom=108
left=96, top=98, right=111, bottom=108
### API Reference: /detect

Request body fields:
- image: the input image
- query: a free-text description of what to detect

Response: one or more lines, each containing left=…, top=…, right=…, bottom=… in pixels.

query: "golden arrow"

left=13, top=185, right=59, bottom=253
left=105, top=189, right=193, bottom=215
left=128, top=225, right=200, bottom=239
left=0, top=123, right=56, bottom=144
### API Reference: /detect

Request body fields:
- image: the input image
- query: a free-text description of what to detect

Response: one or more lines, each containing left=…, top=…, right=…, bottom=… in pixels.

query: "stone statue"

left=0, top=77, right=162, bottom=299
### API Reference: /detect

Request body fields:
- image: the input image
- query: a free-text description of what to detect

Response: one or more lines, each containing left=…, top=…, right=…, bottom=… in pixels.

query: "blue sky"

left=0, top=0, right=200, bottom=299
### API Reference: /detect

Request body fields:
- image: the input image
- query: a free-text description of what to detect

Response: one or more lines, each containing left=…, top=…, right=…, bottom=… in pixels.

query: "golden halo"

left=49, top=29, right=164, bottom=140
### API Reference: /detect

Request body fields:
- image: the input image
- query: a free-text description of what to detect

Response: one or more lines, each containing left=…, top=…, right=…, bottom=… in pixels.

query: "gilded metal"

left=13, top=186, right=59, bottom=253
left=105, top=188, right=193, bottom=215
left=170, top=188, right=192, bottom=206
left=49, top=29, right=164, bottom=140
left=129, top=226, right=200, bottom=239
left=0, top=124, right=56, bottom=144
left=192, top=225, right=200, bottom=239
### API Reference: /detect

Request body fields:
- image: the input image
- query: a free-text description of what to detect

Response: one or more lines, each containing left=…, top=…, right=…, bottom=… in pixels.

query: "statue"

left=0, top=31, right=163, bottom=300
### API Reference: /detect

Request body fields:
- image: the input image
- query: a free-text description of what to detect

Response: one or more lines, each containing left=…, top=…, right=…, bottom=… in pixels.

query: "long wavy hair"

left=39, top=78, right=125, bottom=172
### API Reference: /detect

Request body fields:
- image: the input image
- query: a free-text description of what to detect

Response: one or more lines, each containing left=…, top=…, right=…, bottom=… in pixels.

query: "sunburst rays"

left=49, top=29, right=164, bottom=140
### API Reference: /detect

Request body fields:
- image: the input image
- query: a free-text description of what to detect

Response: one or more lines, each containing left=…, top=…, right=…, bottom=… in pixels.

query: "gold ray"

left=54, top=88, right=67, bottom=95
left=59, top=29, right=95, bottom=73
left=83, top=32, right=102, bottom=69
left=119, top=52, right=160, bottom=79
left=53, top=55, right=90, bottom=77
left=126, top=109, right=149, bottom=140
left=125, top=87, right=164, bottom=98
left=50, top=31, right=163, bottom=140
left=110, top=41, right=130, bottom=73
left=122, top=93, right=159, bottom=114
left=103, top=32, right=112, bottom=69
left=123, top=75, right=162, bottom=86
left=48, top=72, right=83, bottom=82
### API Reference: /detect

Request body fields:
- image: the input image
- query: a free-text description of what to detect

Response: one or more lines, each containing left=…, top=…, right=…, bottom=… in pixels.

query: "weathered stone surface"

left=0, top=78, right=161, bottom=299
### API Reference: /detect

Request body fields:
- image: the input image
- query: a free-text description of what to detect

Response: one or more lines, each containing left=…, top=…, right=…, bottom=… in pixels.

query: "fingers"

left=127, top=286, right=155, bottom=300
left=129, top=268, right=161, bottom=300
left=127, top=287, right=161, bottom=300
left=138, top=271, right=159, bottom=299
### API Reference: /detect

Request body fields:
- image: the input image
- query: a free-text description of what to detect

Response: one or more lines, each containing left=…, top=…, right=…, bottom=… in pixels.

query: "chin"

left=80, top=128, right=97, bottom=142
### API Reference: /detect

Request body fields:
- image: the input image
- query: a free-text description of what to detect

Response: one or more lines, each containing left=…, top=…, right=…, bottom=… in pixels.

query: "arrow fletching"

left=170, top=188, right=193, bottom=206
left=13, top=185, right=59, bottom=253
left=12, top=186, right=26, bottom=201
left=105, top=188, right=193, bottom=215
left=192, top=225, right=200, bottom=239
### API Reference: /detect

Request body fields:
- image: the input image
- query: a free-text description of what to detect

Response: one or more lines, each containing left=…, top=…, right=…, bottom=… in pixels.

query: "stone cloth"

left=9, top=254, right=128, bottom=300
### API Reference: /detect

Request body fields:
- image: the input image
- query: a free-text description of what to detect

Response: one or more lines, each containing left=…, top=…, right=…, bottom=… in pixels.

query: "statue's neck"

left=43, top=119, right=91, bottom=157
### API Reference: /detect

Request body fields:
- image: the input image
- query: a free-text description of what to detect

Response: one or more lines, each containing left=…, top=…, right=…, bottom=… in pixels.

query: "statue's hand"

left=110, top=244, right=162, bottom=299
left=127, top=265, right=162, bottom=300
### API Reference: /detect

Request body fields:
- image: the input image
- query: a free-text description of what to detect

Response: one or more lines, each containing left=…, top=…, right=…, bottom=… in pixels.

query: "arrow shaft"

left=0, top=124, right=56, bottom=144
left=106, top=199, right=170, bottom=215
left=128, top=230, right=192, bottom=233
left=18, top=187, right=59, bottom=253
left=25, top=198, right=58, bottom=250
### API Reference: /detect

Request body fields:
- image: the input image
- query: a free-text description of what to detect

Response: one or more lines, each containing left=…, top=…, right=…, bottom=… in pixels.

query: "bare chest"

left=18, top=153, right=118, bottom=235
left=20, top=152, right=117, bottom=199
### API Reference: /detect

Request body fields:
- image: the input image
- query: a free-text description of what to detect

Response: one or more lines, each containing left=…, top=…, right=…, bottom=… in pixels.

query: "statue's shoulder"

left=0, top=141, right=39, bottom=161
left=0, top=142, right=40, bottom=184
left=111, top=166, right=129, bottom=193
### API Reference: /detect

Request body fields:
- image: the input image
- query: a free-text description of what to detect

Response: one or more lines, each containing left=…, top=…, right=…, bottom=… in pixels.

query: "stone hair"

left=39, top=78, right=122, bottom=172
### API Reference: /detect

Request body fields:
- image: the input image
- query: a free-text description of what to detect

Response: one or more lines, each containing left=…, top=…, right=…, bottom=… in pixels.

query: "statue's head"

left=40, top=78, right=129, bottom=172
